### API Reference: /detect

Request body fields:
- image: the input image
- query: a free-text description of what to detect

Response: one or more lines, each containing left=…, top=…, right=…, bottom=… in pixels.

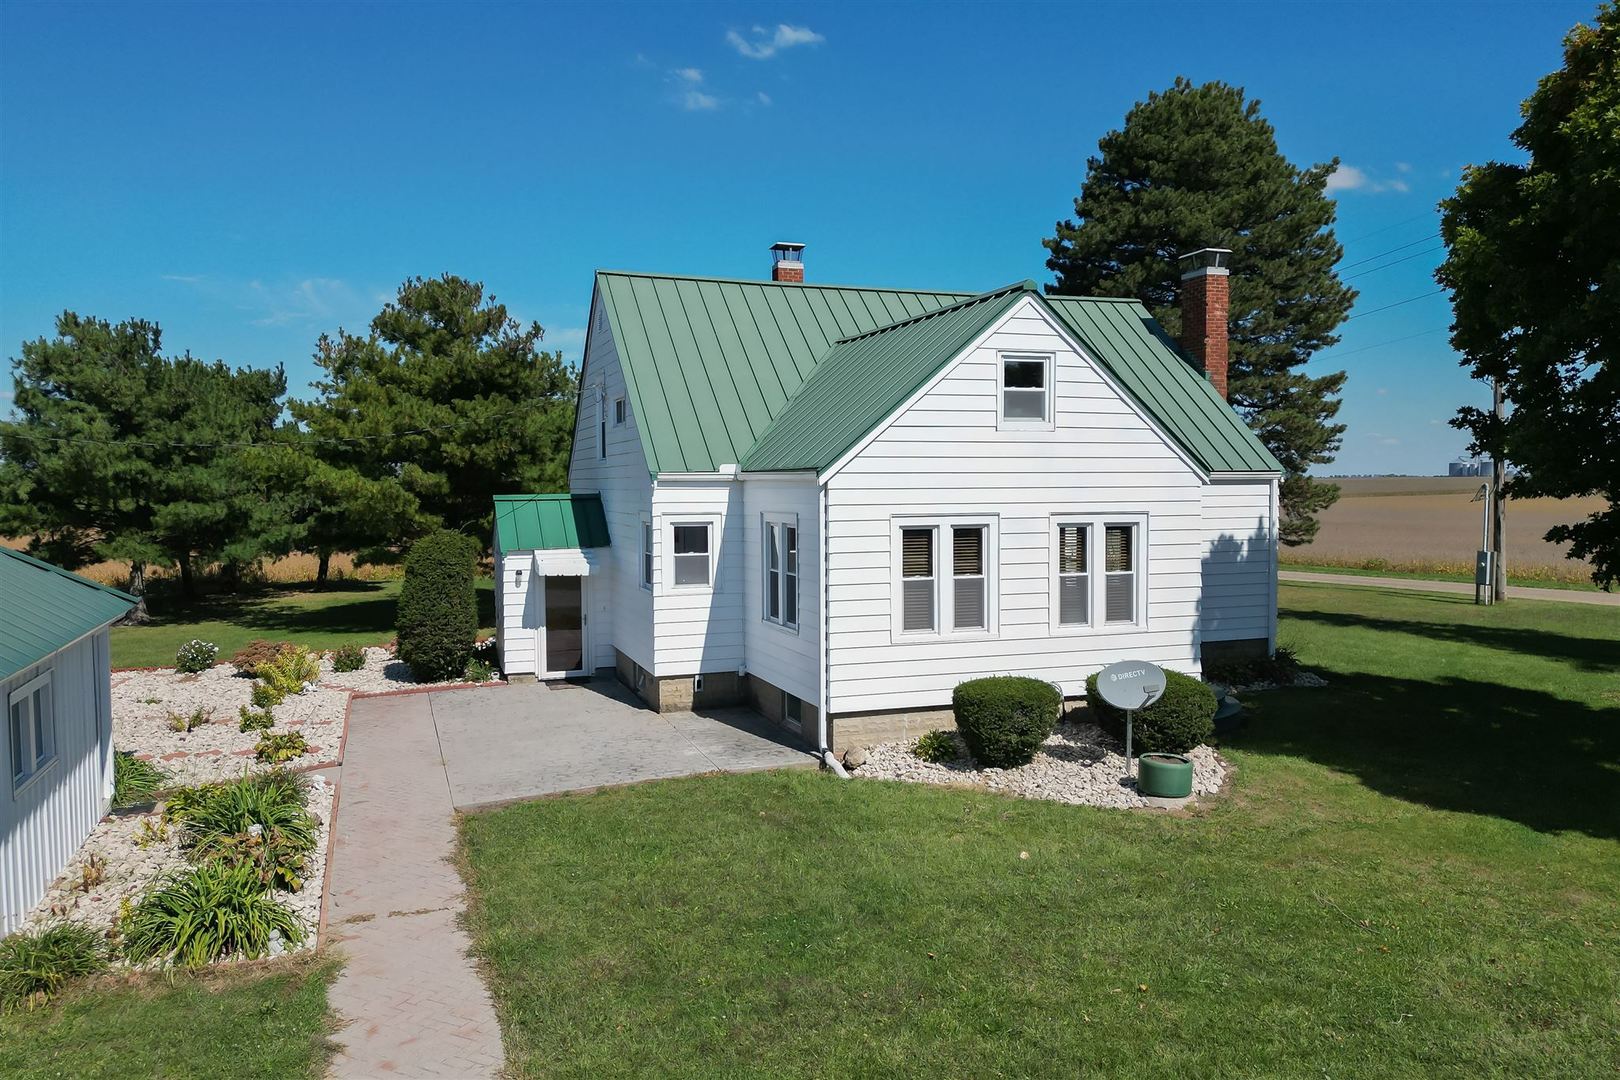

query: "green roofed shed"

left=0, top=547, right=137, bottom=681
left=493, top=494, right=612, bottom=553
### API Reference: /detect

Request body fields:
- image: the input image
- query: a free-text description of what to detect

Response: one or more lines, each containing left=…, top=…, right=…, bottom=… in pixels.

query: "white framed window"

left=893, top=517, right=998, bottom=640
left=640, top=515, right=653, bottom=590
left=8, top=669, right=55, bottom=788
left=763, top=514, right=799, bottom=631
left=614, top=397, right=627, bottom=426
left=1049, top=514, right=1147, bottom=632
left=998, top=352, right=1054, bottom=429
left=670, top=521, right=713, bottom=589
left=597, top=388, right=608, bottom=460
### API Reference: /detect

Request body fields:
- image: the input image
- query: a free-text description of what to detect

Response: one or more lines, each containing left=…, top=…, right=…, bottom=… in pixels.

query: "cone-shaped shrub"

left=397, top=530, right=479, bottom=682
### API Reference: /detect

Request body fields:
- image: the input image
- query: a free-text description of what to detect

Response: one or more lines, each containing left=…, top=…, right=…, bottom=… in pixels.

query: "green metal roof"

left=739, top=283, right=1033, bottom=473
left=493, top=494, right=611, bottom=553
left=596, top=271, right=969, bottom=474
left=0, top=547, right=137, bottom=681
left=594, top=270, right=1281, bottom=478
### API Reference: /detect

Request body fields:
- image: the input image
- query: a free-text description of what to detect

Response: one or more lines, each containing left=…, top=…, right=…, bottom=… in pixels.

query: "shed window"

left=1001, top=354, right=1051, bottom=422
left=672, top=524, right=712, bottom=588
left=952, top=526, right=986, bottom=631
left=614, top=397, right=627, bottom=426
left=8, top=670, right=55, bottom=787
left=640, top=520, right=653, bottom=590
left=1057, top=524, right=1089, bottom=625
left=764, top=518, right=799, bottom=630
left=1105, top=524, right=1136, bottom=624
left=900, top=527, right=935, bottom=633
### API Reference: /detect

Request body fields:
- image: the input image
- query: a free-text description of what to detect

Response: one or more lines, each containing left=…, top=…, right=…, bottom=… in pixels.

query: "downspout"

left=817, top=477, right=848, bottom=778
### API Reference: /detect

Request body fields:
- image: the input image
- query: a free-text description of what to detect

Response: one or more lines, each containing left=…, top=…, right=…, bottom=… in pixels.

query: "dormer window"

left=999, top=353, right=1053, bottom=428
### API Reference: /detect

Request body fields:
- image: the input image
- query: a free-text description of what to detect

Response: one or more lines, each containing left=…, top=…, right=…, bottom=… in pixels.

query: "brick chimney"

left=771, top=242, right=805, bottom=283
left=1178, top=247, right=1232, bottom=399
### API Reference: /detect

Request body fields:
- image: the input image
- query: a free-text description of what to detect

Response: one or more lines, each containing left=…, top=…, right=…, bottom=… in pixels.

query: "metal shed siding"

left=1, top=631, right=114, bottom=935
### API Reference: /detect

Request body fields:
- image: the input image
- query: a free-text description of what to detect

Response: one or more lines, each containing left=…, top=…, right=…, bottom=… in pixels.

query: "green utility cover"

left=493, top=494, right=611, bottom=553
left=0, top=547, right=137, bottom=681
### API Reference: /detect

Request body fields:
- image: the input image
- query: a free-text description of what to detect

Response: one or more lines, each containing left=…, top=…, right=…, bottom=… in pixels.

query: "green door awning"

left=493, top=494, right=611, bottom=553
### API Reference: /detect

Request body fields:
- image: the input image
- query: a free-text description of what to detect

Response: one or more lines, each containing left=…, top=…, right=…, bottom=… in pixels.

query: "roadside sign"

left=1096, top=660, right=1166, bottom=711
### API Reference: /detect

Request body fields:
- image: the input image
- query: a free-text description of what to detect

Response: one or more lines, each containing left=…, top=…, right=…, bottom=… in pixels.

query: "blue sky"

left=0, top=0, right=1596, bottom=474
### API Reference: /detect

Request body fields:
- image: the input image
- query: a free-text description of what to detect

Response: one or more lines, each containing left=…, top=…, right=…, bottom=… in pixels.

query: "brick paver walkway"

left=325, top=692, right=505, bottom=1079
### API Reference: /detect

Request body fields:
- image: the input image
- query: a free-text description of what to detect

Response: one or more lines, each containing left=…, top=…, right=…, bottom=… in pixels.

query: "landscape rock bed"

left=856, top=720, right=1226, bottom=809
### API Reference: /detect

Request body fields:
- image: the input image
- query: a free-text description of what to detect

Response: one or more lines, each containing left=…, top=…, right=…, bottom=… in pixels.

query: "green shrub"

left=464, top=658, right=496, bottom=682
left=1085, top=669, right=1216, bottom=754
left=250, top=682, right=284, bottom=708
left=229, top=639, right=289, bottom=678
left=121, top=861, right=304, bottom=967
left=913, top=729, right=960, bottom=764
left=0, top=923, right=109, bottom=1010
left=168, top=771, right=316, bottom=893
left=165, top=706, right=212, bottom=733
left=162, top=781, right=225, bottom=823
left=951, top=677, right=1062, bottom=768
left=112, top=751, right=167, bottom=809
left=331, top=644, right=366, bottom=673
left=174, top=639, right=218, bottom=674
left=396, top=530, right=479, bottom=682
left=259, top=645, right=319, bottom=698
left=237, top=705, right=275, bottom=732
left=254, top=731, right=309, bottom=765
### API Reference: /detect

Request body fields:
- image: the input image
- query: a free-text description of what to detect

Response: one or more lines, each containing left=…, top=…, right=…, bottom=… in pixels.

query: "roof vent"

left=771, top=242, right=805, bottom=283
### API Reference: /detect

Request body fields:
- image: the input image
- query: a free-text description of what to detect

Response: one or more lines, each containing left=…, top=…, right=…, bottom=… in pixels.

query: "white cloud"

left=1395, top=161, right=1412, bottom=173
left=726, top=24, right=823, bottom=60
left=1376, top=387, right=1389, bottom=396
left=674, top=67, right=704, bottom=83
left=666, top=67, right=718, bottom=110
left=1328, top=163, right=1411, bottom=195
left=756, top=90, right=772, bottom=106
left=682, top=89, right=717, bottom=110
left=164, top=273, right=367, bottom=328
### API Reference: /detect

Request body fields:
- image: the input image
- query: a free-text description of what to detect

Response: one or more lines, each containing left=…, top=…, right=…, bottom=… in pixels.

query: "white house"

left=495, top=244, right=1281, bottom=754
left=1, top=547, right=136, bottom=935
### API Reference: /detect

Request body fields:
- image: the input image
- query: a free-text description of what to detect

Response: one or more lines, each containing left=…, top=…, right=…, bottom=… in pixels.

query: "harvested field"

left=1283, top=476, right=1603, bottom=583
left=0, top=539, right=399, bottom=587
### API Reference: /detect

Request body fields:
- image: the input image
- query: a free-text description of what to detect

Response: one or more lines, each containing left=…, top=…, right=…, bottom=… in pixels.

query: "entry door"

left=542, top=575, right=586, bottom=677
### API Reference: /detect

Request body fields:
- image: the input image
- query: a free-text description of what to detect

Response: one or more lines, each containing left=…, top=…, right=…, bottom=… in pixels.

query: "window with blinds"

left=1057, top=523, right=1089, bottom=625
left=900, top=527, right=935, bottom=632
left=640, top=521, right=653, bottom=589
left=952, top=526, right=986, bottom=630
left=765, top=522, right=781, bottom=621
left=783, top=525, right=798, bottom=626
left=672, top=524, right=711, bottom=587
left=1105, top=524, right=1135, bottom=624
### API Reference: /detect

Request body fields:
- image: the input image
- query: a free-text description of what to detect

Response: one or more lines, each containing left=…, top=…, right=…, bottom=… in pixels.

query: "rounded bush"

left=951, top=676, right=1062, bottom=768
left=1085, top=669, right=1215, bottom=754
left=174, top=639, right=218, bottom=674
left=396, top=530, right=479, bottom=683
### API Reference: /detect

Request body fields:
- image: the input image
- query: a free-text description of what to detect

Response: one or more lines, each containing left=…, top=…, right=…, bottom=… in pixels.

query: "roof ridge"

left=595, top=269, right=976, bottom=298
left=834, top=281, right=1037, bottom=345
left=493, top=493, right=600, bottom=501
left=0, top=546, right=139, bottom=604
left=1044, top=294, right=1150, bottom=305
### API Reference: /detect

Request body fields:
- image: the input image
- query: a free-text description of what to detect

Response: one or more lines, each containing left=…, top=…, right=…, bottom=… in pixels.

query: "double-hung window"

left=896, top=518, right=997, bottom=638
left=763, top=517, right=799, bottom=630
left=8, top=670, right=54, bottom=788
left=671, top=523, right=712, bottom=588
left=1104, top=524, right=1137, bottom=624
left=1056, top=523, right=1089, bottom=626
left=597, top=389, right=608, bottom=460
left=640, top=517, right=654, bottom=590
left=999, top=353, right=1053, bottom=427
left=614, top=397, right=627, bottom=426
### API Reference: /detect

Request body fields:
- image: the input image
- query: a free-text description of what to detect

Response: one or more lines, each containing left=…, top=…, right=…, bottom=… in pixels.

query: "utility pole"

left=1492, top=380, right=1506, bottom=602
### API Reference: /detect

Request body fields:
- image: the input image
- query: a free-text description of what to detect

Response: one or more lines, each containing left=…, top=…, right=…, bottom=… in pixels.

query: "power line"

left=1340, top=210, right=1438, bottom=246
left=1345, top=288, right=1448, bottom=320
left=1342, top=245, right=1446, bottom=281
left=1337, top=233, right=1441, bottom=271
left=1327, top=327, right=1449, bottom=358
left=0, top=404, right=538, bottom=450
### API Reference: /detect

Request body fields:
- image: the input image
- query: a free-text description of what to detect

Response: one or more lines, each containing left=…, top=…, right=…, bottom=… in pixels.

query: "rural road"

left=1280, top=571, right=1619, bottom=606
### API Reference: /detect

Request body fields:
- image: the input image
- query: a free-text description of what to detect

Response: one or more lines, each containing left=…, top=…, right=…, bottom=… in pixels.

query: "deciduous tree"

left=1044, top=77, right=1355, bottom=544
left=1435, top=3, right=1619, bottom=588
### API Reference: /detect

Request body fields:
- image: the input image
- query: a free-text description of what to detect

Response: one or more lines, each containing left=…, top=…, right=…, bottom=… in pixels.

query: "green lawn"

left=1279, top=560, right=1603, bottom=592
left=0, top=958, right=336, bottom=1079
left=110, top=578, right=496, bottom=668
left=459, top=583, right=1620, bottom=1078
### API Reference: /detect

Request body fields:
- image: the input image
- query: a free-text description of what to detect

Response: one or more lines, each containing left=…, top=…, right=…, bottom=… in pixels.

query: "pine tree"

left=1044, top=78, right=1355, bottom=545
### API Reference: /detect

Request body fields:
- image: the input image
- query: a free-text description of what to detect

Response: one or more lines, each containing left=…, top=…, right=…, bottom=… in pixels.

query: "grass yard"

left=109, top=577, right=496, bottom=668
left=0, top=958, right=336, bottom=1079
left=1278, top=560, right=1603, bottom=592
left=460, top=582, right=1620, bottom=1078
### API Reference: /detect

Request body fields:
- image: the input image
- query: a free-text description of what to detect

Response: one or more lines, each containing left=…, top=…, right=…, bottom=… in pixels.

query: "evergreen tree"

left=0, top=313, right=286, bottom=614
left=291, top=275, right=576, bottom=546
left=1044, top=78, right=1355, bottom=545
left=1436, top=3, right=1619, bottom=588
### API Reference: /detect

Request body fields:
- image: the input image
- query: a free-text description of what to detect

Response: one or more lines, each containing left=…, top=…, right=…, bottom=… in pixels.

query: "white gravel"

left=856, top=720, right=1226, bottom=809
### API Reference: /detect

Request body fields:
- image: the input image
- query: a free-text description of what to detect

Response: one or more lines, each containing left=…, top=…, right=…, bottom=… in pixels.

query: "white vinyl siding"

left=651, top=481, right=742, bottom=674
left=742, top=476, right=819, bottom=704
left=2, top=632, right=115, bottom=935
left=825, top=295, right=1207, bottom=714
left=1200, top=477, right=1279, bottom=645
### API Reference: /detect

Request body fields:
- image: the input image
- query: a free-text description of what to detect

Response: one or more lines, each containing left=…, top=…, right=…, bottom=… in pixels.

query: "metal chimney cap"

left=770, top=242, right=805, bottom=263
left=1179, top=248, right=1232, bottom=272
